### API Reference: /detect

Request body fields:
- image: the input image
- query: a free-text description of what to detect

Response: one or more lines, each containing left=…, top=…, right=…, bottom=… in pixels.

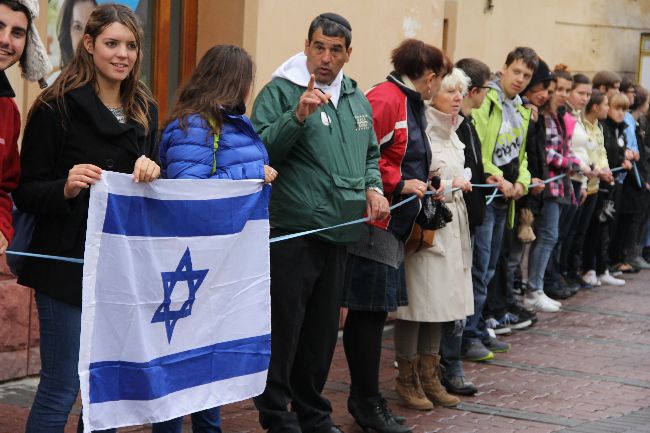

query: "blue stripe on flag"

left=89, top=334, right=270, bottom=403
left=102, top=188, right=269, bottom=237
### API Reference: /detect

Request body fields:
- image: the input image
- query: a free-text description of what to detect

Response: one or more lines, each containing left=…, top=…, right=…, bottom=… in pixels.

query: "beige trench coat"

left=395, top=107, right=474, bottom=323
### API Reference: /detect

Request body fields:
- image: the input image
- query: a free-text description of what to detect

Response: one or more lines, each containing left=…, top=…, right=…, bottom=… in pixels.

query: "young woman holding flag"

left=14, top=4, right=159, bottom=432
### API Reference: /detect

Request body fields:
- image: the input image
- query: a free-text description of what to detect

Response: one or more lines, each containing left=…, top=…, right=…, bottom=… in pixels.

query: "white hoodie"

left=271, top=52, right=344, bottom=108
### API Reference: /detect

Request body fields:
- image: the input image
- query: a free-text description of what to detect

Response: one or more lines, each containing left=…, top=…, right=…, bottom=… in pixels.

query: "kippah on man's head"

left=317, top=12, right=352, bottom=32
left=308, top=12, right=353, bottom=48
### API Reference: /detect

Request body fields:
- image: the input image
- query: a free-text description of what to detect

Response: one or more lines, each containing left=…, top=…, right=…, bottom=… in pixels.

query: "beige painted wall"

left=241, top=0, right=446, bottom=96
left=196, top=0, right=245, bottom=60
left=446, top=0, right=650, bottom=80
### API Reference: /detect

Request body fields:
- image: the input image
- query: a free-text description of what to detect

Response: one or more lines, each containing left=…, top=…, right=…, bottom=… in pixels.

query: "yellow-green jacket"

left=472, top=87, right=532, bottom=227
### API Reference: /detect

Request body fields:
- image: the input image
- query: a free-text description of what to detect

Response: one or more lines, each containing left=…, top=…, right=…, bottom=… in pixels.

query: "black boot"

left=348, top=395, right=412, bottom=433
left=378, top=395, right=406, bottom=425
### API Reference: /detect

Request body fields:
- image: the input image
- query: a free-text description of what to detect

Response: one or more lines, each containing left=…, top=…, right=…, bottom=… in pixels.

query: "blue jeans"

left=528, top=201, right=561, bottom=292
left=463, top=203, right=508, bottom=344
left=152, top=408, right=222, bottom=433
left=25, top=292, right=115, bottom=433
left=440, top=320, right=465, bottom=378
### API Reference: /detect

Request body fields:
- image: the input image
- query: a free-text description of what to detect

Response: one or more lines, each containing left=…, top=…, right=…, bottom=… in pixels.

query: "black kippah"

left=318, top=12, right=352, bottom=32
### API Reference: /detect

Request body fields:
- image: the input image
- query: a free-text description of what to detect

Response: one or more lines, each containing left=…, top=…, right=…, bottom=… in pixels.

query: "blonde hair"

left=440, top=67, right=471, bottom=95
left=609, top=93, right=630, bottom=110
left=30, top=4, right=153, bottom=133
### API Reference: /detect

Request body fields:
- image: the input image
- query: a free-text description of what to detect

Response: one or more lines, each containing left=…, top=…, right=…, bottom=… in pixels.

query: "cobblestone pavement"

left=1, top=271, right=649, bottom=433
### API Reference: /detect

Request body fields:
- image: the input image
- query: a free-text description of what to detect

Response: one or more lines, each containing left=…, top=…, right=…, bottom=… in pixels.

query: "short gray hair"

left=441, top=67, right=471, bottom=96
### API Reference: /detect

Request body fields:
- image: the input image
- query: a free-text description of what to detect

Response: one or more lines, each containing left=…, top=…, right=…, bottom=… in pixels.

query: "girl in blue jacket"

left=155, top=44, right=276, bottom=433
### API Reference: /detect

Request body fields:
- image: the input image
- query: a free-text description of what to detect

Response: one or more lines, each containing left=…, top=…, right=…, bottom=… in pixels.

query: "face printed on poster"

left=45, top=0, right=149, bottom=85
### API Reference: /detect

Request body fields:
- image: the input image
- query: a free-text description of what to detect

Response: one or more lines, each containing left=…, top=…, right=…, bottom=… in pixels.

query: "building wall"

left=197, top=0, right=446, bottom=98
left=446, top=0, right=650, bottom=80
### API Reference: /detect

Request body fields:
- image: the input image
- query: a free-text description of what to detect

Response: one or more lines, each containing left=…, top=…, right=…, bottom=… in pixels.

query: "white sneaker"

left=541, top=292, right=561, bottom=307
left=598, top=270, right=625, bottom=286
left=524, top=291, right=560, bottom=313
left=583, top=270, right=598, bottom=286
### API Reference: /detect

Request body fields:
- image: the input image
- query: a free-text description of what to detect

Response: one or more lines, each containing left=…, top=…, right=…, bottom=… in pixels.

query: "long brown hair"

left=30, top=4, right=153, bottom=133
left=165, top=45, right=254, bottom=134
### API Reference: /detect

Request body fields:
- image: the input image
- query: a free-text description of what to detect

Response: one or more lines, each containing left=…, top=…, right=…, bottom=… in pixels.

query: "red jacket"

left=366, top=74, right=431, bottom=241
left=0, top=71, right=22, bottom=242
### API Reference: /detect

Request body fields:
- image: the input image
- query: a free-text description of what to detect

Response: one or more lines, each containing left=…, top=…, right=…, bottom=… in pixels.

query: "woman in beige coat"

left=394, top=68, right=474, bottom=409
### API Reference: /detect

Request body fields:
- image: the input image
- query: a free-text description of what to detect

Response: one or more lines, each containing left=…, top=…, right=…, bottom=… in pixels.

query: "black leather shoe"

left=378, top=395, right=406, bottom=425
left=348, top=395, right=412, bottom=433
left=442, top=375, right=478, bottom=396
left=544, top=286, right=572, bottom=300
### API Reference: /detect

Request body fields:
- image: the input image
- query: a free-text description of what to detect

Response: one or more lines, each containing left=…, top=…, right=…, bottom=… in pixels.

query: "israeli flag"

left=79, top=171, right=271, bottom=432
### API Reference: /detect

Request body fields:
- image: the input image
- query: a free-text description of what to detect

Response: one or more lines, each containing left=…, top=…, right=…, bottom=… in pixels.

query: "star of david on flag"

left=79, top=172, right=271, bottom=432
left=152, top=248, right=208, bottom=343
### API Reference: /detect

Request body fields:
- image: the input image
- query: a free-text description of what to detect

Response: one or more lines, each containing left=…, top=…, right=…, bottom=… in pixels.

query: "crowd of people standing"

left=1, top=2, right=649, bottom=433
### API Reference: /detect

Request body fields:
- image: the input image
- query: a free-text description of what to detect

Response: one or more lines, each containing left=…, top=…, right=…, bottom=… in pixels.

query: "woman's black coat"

left=13, top=84, right=158, bottom=306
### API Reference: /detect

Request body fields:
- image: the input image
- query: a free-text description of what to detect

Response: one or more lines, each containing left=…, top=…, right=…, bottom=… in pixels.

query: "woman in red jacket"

left=342, top=39, right=450, bottom=433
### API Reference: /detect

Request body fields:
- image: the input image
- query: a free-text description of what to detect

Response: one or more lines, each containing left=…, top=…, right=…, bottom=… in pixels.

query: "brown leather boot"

left=395, top=356, right=433, bottom=411
left=418, top=354, right=461, bottom=407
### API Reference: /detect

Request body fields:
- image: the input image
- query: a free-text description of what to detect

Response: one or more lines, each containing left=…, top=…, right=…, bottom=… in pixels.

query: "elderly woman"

left=342, top=39, right=450, bottom=432
left=394, top=68, right=473, bottom=410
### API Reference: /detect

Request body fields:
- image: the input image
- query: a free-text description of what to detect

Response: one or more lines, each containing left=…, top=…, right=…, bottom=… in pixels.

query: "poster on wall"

left=46, top=0, right=151, bottom=85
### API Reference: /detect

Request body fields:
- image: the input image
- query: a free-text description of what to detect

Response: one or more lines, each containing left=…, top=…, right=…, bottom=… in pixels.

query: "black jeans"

left=254, top=230, right=346, bottom=433
left=564, top=193, right=598, bottom=276
left=583, top=192, right=611, bottom=274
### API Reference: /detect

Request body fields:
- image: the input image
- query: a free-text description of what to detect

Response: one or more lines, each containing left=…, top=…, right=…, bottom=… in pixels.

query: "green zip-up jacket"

left=251, top=75, right=382, bottom=244
left=472, top=87, right=532, bottom=227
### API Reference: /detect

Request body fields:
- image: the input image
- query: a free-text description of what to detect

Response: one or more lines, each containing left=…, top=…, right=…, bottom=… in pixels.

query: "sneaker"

left=485, top=317, right=512, bottom=335
left=628, top=256, right=650, bottom=270
left=524, top=290, right=560, bottom=313
left=483, top=336, right=510, bottom=353
left=598, top=270, right=625, bottom=286
left=544, top=286, right=573, bottom=300
left=497, top=312, right=533, bottom=331
left=442, top=375, right=478, bottom=396
left=461, top=340, right=494, bottom=362
left=613, top=262, right=639, bottom=274
left=508, top=303, right=538, bottom=326
left=540, top=291, right=561, bottom=307
left=643, top=247, right=650, bottom=263
left=582, top=270, right=599, bottom=286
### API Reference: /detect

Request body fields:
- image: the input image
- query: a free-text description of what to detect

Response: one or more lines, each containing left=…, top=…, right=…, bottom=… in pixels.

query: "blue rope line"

left=632, top=161, right=643, bottom=189
left=6, top=167, right=632, bottom=264
left=5, top=250, right=84, bottom=264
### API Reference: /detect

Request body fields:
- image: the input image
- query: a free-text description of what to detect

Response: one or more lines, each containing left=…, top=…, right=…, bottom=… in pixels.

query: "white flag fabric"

left=79, top=171, right=271, bottom=432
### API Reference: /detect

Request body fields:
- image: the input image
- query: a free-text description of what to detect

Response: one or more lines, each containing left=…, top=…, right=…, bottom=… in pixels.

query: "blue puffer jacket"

left=160, top=112, right=268, bottom=180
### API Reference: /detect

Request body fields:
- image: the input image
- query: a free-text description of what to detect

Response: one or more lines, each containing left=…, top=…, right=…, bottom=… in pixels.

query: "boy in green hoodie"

left=461, top=47, right=537, bottom=361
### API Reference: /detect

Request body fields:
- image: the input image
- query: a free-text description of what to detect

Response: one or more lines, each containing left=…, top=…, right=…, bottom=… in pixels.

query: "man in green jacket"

left=251, top=13, right=388, bottom=433
left=461, top=47, right=537, bottom=362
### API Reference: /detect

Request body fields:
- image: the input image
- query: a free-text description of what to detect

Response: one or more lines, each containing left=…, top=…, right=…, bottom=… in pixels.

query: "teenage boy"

left=0, top=0, right=51, bottom=253
left=485, top=59, right=554, bottom=334
left=461, top=47, right=538, bottom=362
left=438, top=57, right=491, bottom=395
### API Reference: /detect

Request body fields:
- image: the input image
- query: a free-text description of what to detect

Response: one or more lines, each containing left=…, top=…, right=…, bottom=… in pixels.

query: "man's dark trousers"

left=254, top=230, right=346, bottom=433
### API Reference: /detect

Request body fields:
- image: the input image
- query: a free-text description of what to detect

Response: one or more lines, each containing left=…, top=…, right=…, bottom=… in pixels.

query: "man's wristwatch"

left=366, top=186, right=384, bottom=195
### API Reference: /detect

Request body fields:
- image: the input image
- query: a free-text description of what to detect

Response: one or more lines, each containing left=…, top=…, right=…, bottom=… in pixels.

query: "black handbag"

left=6, top=203, right=35, bottom=277
left=416, top=194, right=453, bottom=231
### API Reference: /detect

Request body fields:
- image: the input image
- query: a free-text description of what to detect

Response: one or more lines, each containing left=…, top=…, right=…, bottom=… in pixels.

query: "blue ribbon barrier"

left=632, top=161, right=643, bottom=189
left=4, top=167, right=632, bottom=264
left=5, top=250, right=84, bottom=264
